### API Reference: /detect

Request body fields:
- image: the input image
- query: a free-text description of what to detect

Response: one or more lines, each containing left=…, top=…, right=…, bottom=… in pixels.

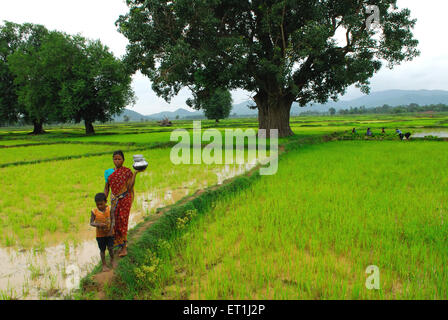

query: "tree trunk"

left=30, top=120, right=46, bottom=135
left=215, top=119, right=219, bottom=123
left=85, top=120, right=95, bottom=135
left=254, top=92, right=294, bottom=138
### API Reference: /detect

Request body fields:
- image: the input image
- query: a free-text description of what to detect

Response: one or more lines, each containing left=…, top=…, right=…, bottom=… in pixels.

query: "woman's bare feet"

left=102, top=265, right=110, bottom=272
left=118, top=247, right=127, bottom=257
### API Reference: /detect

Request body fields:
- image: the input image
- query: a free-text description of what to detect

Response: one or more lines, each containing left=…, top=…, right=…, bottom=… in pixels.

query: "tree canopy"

left=8, top=30, right=76, bottom=133
left=187, top=87, right=233, bottom=123
left=117, top=0, right=419, bottom=137
left=0, top=21, right=49, bottom=129
left=59, top=36, right=136, bottom=134
left=0, top=21, right=135, bottom=134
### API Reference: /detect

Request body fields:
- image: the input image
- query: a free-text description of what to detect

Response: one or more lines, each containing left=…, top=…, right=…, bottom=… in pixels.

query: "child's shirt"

left=92, top=206, right=113, bottom=238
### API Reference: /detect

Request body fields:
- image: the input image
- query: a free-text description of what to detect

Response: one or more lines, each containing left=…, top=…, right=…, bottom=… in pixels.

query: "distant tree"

left=8, top=29, right=74, bottom=134
left=175, top=115, right=180, bottom=120
left=187, top=88, right=232, bottom=123
left=2, top=21, right=134, bottom=135
left=118, top=0, right=419, bottom=137
left=329, top=107, right=336, bottom=116
left=0, top=21, right=49, bottom=132
left=123, top=115, right=130, bottom=122
left=59, top=36, right=135, bottom=134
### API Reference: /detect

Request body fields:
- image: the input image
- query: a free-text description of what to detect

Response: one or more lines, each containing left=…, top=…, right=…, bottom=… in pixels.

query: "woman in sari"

left=104, top=150, right=142, bottom=257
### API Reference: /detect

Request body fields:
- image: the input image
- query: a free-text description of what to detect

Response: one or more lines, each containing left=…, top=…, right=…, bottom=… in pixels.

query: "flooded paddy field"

left=1, top=115, right=447, bottom=299
left=0, top=121, right=266, bottom=299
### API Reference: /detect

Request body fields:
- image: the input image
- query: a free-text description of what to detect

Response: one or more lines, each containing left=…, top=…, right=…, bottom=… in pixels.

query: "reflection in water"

left=215, top=162, right=259, bottom=185
left=413, top=131, right=448, bottom=138
left=0, top=240, right=98, bottom=299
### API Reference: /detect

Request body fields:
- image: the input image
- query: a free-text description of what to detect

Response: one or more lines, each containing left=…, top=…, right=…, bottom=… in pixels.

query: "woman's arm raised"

left=127, top=170, right=141, bottom=192
left=104, top=182, right=110, bottom=199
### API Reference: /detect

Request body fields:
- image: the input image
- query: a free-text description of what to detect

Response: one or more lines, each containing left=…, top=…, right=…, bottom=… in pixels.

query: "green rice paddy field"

left=0, top=113, right=447, bottom=299
left=123, top=140, right=447, bottom=300
left=0, top=147, right=258, bottom=248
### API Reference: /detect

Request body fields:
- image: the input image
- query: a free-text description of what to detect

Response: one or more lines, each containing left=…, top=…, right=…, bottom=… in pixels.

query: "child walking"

left=90, top=193, right=115, bottom=272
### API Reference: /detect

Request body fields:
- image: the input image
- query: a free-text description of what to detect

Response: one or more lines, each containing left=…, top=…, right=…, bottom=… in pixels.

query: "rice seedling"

left=2, top=115, right=448, bottom=299
left=0, top=139, right=46, bottom=146
left=21, top=278, right=30, bottom=298
left=0, top=143, right=136, bottom=166
left=28, top=263, right=44, bottom=281
left=0, top=143, right=263, bottom=247
left=0, top=286, right=18, bottom=300
left=125, top=140, right=448, bottom=300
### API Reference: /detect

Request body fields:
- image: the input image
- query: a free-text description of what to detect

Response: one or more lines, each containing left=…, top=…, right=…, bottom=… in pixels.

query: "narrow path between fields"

left=87, top=144, right=289, bottom=299
left=84, top=132, right=348, bottom=299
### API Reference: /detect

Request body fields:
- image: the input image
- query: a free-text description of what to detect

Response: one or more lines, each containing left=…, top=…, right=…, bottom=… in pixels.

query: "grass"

left=1, top=114, right=448, bottom=299
left=0, top=143, right=136, bottom=166
left=0, top=144, right=263, bottom=247
left=0, top=287, right=18, bottom=300
left=0, top=139, right=49, bottom=146
left=111, top=140, right=448, bottom=300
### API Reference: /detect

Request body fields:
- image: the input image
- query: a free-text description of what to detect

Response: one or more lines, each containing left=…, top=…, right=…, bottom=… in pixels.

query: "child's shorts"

left=96, top=236, right=114, bottom=252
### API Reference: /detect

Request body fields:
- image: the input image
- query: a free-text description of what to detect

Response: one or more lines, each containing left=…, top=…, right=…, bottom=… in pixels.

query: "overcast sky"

left=1, top=0, right=447, bottom=115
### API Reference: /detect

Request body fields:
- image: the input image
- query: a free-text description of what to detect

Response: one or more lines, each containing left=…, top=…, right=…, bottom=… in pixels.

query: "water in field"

left=0, top=161, right=265, bottom=300
left=0, top=240, right=98, bottom=300
left=413, top=130, right=448, bottom=138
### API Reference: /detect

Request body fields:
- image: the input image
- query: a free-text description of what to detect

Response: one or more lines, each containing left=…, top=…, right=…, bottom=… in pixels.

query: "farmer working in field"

left=396, top=128, right=404, bottom=140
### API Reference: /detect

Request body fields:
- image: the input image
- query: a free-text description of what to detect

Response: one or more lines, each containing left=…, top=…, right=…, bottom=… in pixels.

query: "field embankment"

left=91, top=138, right=448, bottom=300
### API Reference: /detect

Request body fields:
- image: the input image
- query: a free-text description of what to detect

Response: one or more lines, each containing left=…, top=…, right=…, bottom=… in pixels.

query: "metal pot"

left=133, top=154, right=148, bottom=171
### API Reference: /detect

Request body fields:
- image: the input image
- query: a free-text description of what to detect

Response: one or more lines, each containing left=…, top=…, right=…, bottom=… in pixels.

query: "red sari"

left=108, top=166, right=133, bottom=249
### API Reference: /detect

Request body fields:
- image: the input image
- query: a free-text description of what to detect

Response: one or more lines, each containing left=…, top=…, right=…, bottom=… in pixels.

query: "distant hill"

left=113, top=109, right=149, bottom=122
left=114, top=90, right=448, bottom=121
left=145, top=108, right=198, bottom=120
left=293, top=89, right=448, bottom=114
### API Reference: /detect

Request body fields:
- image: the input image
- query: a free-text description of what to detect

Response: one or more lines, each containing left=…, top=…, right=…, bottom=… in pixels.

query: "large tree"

left=3, top=21, right=135, bottom=135
left=117, top=0, right=419, bottom=137
left=59, top=37, right=136, bottom=134
left=0, top=21, right=49, bottom=130
left=8, top=30, right=75, bottom=134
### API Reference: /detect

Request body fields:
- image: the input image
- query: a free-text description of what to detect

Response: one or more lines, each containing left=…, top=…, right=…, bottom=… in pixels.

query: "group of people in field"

left=352, top=127, right=411, bottom=140
left=90, top=150, right=143, bottom=272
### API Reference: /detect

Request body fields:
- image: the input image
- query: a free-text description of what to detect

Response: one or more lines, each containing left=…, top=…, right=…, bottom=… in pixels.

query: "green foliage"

left=1, top=21, right=135, bottom=135
left=187, top=87, right=233, bottom=122
left=176, top=209, right=198, bottom=230
left=59, top=36, right=135, bottom=134
left=117, top=0, right=420, bottom=136
left=0, top=21, right=49, bottom=127
left=8, top=31, right=80, bottom=131
left=109, top=173, right=259, bottom=299
left=124, top=140, right=448, bottom=299
left=338, top=103, right=448, bottom=115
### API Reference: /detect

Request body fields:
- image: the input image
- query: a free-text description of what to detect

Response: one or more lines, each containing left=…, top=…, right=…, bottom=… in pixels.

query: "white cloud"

left=1, top=0, right=447, bottom=114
